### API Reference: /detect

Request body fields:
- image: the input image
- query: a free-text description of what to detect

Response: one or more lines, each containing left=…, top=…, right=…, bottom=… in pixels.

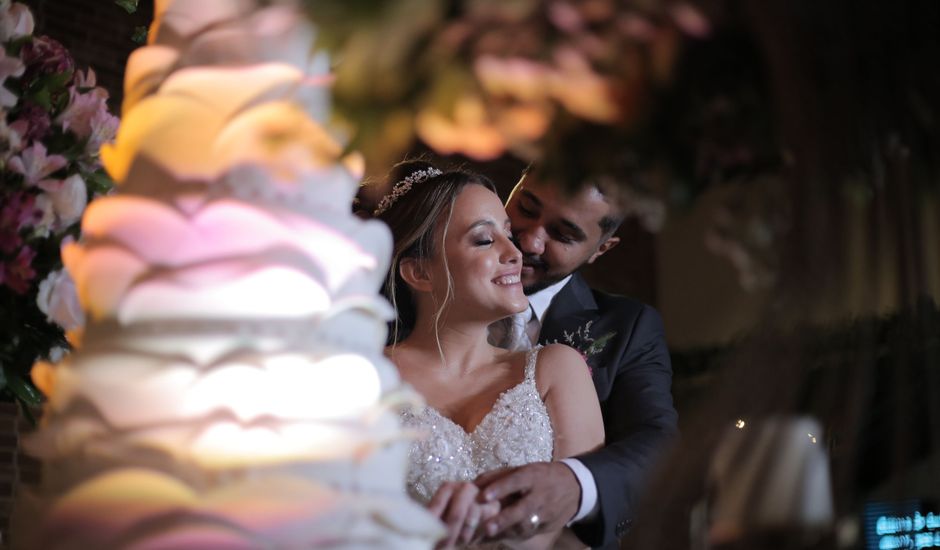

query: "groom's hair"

left=520, top=165, right=626, bottom=241
left=375, top=159, right=497, bottom=344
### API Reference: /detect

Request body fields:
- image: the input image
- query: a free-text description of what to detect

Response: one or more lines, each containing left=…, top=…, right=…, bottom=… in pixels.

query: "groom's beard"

left=522, top=256, right=570, bottom=295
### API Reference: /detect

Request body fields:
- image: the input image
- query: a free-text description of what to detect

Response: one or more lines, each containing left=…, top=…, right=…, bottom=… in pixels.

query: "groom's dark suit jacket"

left=537, top=273, right=678, bottom=548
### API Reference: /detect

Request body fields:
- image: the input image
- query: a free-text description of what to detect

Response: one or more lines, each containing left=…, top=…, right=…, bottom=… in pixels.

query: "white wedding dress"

left=402, top=347, right=554, bottom=504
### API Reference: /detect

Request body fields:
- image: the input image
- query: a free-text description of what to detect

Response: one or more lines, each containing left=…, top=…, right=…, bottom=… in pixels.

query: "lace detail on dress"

left=401, top=347, right=554, bottom=503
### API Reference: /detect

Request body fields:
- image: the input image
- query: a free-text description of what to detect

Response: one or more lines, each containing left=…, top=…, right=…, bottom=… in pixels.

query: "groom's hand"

left=475, top=461, right=580, bottom=540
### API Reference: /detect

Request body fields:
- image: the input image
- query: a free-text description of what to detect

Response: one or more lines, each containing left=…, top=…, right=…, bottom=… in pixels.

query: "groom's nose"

left=515, top=227, right=546, bottom=256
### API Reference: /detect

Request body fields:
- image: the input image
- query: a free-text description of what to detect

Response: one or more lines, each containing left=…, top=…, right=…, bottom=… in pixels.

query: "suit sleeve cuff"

left=559, top=458, right=599, bottom=524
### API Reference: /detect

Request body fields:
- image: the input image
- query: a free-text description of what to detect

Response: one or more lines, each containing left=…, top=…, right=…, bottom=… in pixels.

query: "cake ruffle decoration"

left=15, top=1, right=442, bottom=548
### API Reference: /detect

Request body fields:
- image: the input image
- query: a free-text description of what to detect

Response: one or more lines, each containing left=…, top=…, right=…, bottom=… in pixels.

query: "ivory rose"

left=36, top=267, right=85, bottom=331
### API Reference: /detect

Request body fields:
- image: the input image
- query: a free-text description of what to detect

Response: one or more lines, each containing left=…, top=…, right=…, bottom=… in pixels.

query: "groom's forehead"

left=523, top=180, right=609, bottom=222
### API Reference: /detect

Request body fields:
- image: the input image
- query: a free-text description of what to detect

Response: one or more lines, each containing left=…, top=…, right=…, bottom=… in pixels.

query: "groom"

left=478, top=168, right=679, bottom=548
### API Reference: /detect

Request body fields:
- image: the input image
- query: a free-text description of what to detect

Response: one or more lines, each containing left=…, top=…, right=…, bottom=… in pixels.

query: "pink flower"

left=85, top=107, right=119, bottom=158
left=73, top=67, right=96, bottom=89
left=7, top=142, right=68, bottom=185
left=670, top=3, right=710, bottom=38
left=0, top=245, right=37, bottom=294
left=36, top=268, right=85, bottom=331
left=57, top=85, right=109, bottom=139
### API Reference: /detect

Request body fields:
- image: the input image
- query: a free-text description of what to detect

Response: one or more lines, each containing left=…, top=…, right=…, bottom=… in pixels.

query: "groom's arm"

left=571, top=304, right=679, bottom=547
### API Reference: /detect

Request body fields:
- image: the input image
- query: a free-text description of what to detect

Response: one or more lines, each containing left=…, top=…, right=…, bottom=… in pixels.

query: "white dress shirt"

left=526, top=276, right=600, bottom=524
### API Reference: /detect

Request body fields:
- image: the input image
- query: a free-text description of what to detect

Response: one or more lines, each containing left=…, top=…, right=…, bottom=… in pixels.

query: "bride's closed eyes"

left=465, top=219, right=512, bottom=248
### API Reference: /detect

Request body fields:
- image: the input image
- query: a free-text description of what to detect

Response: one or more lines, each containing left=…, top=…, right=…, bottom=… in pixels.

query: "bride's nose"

left=499, top=235, right=522, bottom=264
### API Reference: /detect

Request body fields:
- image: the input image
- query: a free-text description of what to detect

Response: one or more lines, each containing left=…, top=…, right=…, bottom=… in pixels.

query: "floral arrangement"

left=0, top=1, right=118, bottom=411
left=304, top=1, right=805, bottom=291
left=306, top=0, right=709, bottom=227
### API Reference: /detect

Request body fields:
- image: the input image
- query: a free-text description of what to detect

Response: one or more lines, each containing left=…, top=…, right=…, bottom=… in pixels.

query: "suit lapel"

left=537, top=275, right=616, bottom=394
left=537, top=274, right=599, bottom=346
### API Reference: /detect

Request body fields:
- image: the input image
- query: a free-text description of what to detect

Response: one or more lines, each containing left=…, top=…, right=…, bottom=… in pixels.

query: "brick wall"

left=0, top=403, right=40, bottom=548
left=23, top=0, right=154, bottom=111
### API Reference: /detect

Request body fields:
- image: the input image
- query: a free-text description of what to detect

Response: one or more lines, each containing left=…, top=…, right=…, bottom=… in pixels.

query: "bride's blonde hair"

left=374, top=160, right=497, bottom=346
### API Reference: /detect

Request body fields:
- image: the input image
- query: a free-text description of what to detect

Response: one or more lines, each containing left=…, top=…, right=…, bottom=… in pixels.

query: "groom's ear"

left=399, top=258, right=433, bottom=293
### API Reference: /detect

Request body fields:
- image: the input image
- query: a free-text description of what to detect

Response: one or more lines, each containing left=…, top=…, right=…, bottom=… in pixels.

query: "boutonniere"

left=549, top=320, right=616, bottom=373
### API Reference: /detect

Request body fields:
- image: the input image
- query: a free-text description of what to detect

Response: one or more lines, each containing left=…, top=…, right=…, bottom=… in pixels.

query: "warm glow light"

left=118, top=265, right=331, bottom=321
left=735, top=419, right=746, bottom=429
left=102, top=68, right=341, bottom=183
left=415, top=96, right=508, bottom=161
left=184, top=354, right=382, bottom=420
left=80, top=197, right=381, bottom=293
left=39, top=467, right=441, bottom=548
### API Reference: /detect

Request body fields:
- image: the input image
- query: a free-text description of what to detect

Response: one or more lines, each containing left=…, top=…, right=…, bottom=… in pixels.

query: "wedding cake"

left=17, top=0, right=441, bottom=547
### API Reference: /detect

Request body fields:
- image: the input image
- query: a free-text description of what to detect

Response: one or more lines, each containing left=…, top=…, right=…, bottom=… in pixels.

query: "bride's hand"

left=428, top=481, right=500, bottom=548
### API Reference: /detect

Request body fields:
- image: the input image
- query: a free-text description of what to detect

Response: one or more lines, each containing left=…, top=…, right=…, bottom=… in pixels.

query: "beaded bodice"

left=402, top=347, right=554, bottom=503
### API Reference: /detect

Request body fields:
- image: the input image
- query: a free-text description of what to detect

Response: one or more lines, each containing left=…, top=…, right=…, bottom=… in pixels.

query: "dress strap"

left=523, top=345, right=541, bottom=382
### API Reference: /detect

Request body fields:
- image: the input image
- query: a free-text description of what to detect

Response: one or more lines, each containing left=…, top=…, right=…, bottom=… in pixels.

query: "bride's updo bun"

left=376, top=160, right=496, bottom=343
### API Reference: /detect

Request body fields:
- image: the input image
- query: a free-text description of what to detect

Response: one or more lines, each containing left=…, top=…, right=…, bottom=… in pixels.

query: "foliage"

left=305, top=0, right=710, bottom=224
left=302, top=0, right=799, bottom=290
left=0, top=2, right=118, bottom=409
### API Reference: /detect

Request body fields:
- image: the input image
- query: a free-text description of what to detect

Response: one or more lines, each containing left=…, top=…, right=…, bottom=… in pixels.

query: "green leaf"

left=30, top=86, right=52, bottom=110
left=114, top=0, right=139, bottom=14
left=131, top=25, right=148, bottom=44
left=85, top=169, right=115, bottom=195
left=3, top=368, right=42, bottom=407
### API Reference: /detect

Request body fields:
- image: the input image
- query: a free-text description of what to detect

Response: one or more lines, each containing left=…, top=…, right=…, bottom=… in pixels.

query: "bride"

left=373, top=161, right=604, bottom=549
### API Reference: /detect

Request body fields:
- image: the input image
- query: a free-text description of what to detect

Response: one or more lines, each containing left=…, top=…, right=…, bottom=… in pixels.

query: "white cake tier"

left=65, top=195, right=390, bottom=323
left=29, top=398, right=413, bottom=469
left=19, top=451, right=443, bottom=549
left=105, top=63, right=342, bottom=186
left=45, top=351, right=405, bottom=424
left=125, top=2, right=329, bottom=119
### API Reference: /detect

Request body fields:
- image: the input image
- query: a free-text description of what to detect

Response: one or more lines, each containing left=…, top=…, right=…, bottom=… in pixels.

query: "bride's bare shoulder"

left=537, top=342, right=585, bottom=363
left=534, top=343, right=590, bottom=384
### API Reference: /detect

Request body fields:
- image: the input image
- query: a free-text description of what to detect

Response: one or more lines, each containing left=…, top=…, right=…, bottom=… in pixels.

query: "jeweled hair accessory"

left=373, top=167, right=443, bottom=216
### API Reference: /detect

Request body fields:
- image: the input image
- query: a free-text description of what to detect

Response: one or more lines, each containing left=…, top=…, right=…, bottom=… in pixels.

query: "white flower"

left=31, top=192, right=56, bottom=237
left=0, top=116, right=22, bottom=161
left=0, top=1, right=34, bottom=42
left=36, top=268, right=85, bottom=331
left=0, top=47, right=25, bottom=108
left=39, top=174, right=87, bottom=227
